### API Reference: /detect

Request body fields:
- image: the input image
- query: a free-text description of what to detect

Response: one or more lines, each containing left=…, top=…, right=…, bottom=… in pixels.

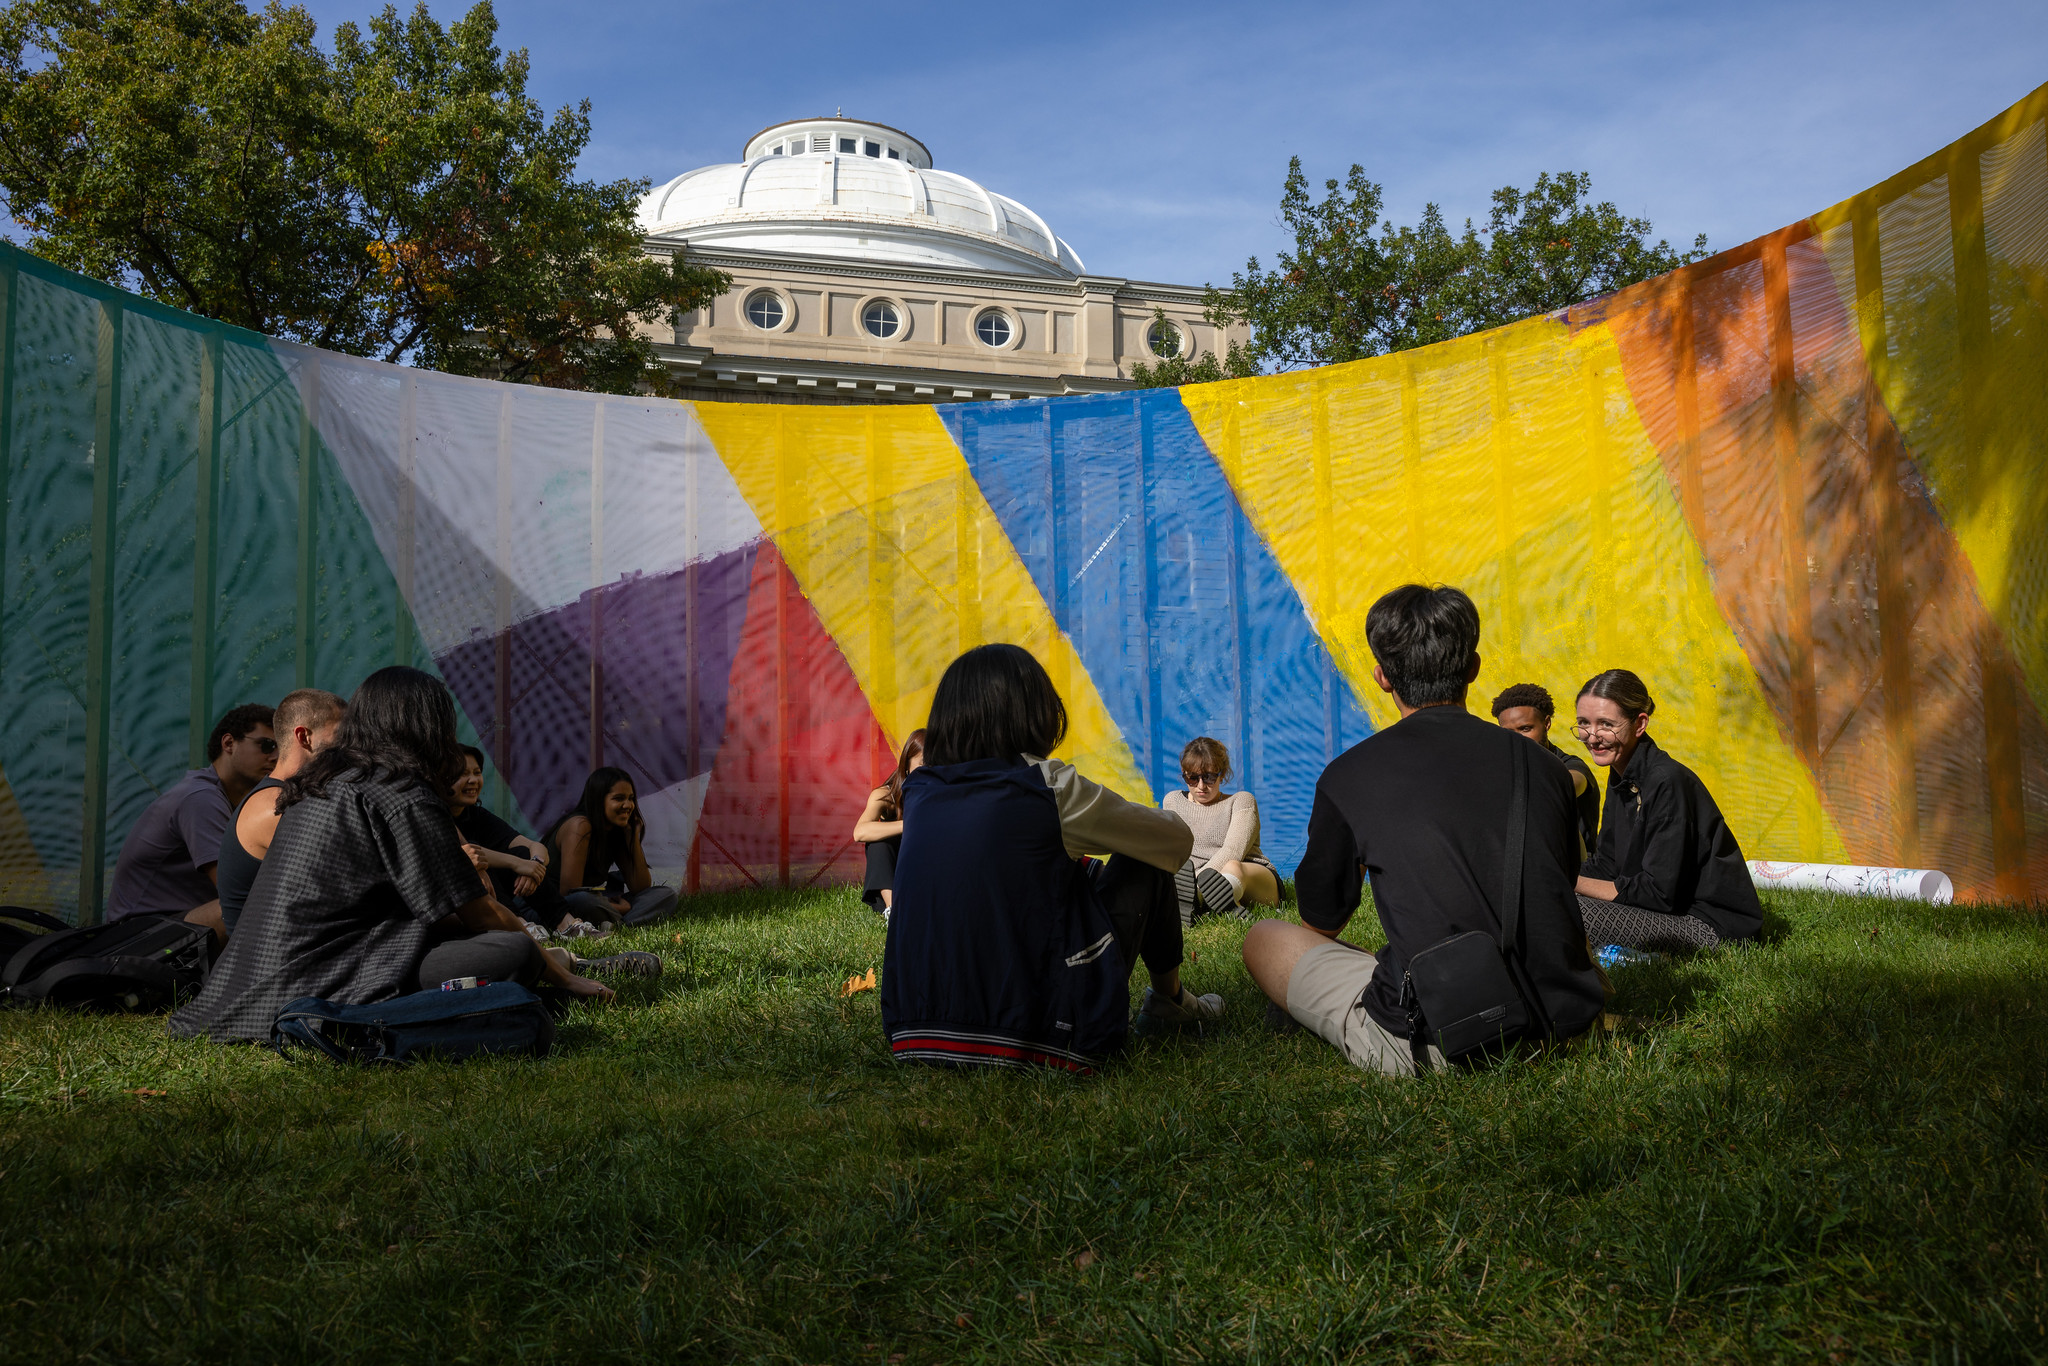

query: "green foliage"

left=0, top=0, right=728, bottom=392
left=3, top=885, right=2044, bottom=1362
left=1129, top=304, right=1258, bottom=388
left=1209, top=160, right=1710, bottom=371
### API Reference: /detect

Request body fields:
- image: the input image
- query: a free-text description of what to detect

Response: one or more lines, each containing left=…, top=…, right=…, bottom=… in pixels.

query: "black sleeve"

left=1579, top=783, right=1619, bottom=880
left=1294, top=785, right=1362, bottom=934
left=457, top=803, right=522, bottom=855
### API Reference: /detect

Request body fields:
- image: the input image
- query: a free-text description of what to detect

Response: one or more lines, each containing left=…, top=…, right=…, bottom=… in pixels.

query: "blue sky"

left=302, top=0, right=2048, bottom=288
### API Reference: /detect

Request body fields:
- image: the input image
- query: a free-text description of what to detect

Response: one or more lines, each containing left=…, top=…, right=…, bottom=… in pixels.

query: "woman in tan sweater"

left=1161, top=736, right=1280, bottom=922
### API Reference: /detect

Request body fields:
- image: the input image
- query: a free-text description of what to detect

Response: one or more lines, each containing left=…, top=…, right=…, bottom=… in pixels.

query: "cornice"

left=653, top=341, right=1135, bottom=400
left=647, top=240, right=1215, bottom=306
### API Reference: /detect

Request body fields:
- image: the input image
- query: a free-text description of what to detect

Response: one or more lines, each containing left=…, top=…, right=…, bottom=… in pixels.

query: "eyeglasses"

left=250, top=737, right=279, bottom=754
left=1183, top=771, right=1223, bottom=786
left=1571, top=720, right=1632, bottom=739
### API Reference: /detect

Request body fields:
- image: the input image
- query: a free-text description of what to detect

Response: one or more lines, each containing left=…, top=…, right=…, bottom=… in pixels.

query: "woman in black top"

left=852, top=729, right=924, bottom=916
left=1572, top=669, right=1763, bottom=952
left=449, top=745, right=550, bottom=910
left=530, top=768, right=679, bottom=929
left=169, top=668, right=610, bottom=1043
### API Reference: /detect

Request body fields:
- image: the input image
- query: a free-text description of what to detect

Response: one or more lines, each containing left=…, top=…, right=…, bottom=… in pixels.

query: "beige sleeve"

left=1031, top=757, right=1194, bottom=872
left=1202, top=792, right=1259, bottom=871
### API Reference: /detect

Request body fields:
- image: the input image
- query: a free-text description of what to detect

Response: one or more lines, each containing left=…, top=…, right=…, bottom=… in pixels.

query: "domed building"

left=637, top=116, right=1245, bottom=403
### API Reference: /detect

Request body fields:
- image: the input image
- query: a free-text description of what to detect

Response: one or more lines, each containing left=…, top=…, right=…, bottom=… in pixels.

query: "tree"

left=1206, top=160, right=1708, bottom=371
left=0, top=0, right=727, bottom=392
left=1128, top=305, right=1257, bottom=388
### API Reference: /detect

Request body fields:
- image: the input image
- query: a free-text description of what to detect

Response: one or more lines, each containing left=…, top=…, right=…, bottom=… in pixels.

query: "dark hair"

left=923, top=644, right=1067, bottom=766
left=1576, top=669, right=1656, bottom=720
left=206, top=703, right=275, bottom=761
left=1490, top=683, right=1554, bottom=722
left=458, top=744, right=487, bottom=770
left=555, top=766, right=637, bottom=840
left=1180, top=736, right=1230, bottom=782
left=278, top=667, right=462, bottom=810
left=1364, top=584, right=1481, bottom=708
left=881, top=729, right=927, bottom=818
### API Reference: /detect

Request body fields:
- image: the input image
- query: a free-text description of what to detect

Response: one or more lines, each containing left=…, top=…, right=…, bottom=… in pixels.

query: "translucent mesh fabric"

left=2, top=81, right=2045, bottom=918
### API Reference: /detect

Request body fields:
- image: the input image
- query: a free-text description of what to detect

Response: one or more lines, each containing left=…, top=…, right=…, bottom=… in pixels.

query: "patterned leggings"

left=1577, top=894, right=1721, bottom=953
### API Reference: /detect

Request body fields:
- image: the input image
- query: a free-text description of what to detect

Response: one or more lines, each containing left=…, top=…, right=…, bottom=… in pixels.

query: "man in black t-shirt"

left=1491, top=682, right=1601, bottom=859
left=1241, top=585, right=1606, bottom=1074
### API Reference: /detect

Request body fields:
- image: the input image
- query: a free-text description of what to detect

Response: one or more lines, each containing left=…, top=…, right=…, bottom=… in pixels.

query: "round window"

left=975, top=310, right=1013, bottom=348
left=745, top=291, right=786, bottom=331
left=1148, top=320, right=1181, bottom=358
left=861, top=299, right=902, bottom=339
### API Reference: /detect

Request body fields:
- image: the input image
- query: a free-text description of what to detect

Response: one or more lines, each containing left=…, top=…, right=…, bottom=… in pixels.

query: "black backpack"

left=1, top=914, right=213, bottom=1011
left=0, top=907, right=70, bottom=965
left=273, top=981, right=555, bottom=1064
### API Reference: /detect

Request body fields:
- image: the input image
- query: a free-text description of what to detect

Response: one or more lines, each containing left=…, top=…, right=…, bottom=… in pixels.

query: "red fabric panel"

left=694, top=538, right=894, bottom=890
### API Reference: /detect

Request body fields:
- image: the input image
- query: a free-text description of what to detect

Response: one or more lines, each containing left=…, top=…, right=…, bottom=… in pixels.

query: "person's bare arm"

left=451, top=893, right=526, bottom=936
left=236, top=794, right=285, bottom=861
left=555, top=817, right=590, bottom=891
left=1576, top=876, right=1619, bottom=901
left=622, top=816, right=652, bottom=895
left=852, top=787, right=903, bottom=844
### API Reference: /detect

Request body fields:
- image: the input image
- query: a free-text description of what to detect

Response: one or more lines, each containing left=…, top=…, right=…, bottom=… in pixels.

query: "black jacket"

left=1295, top=706, right=1606, bottom=1041
left=1579, top=734, right=1762, bottom=941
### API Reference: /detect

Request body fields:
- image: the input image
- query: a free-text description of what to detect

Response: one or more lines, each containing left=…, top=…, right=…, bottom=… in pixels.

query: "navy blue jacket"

left=880, top=757, right=1130, bottom=1071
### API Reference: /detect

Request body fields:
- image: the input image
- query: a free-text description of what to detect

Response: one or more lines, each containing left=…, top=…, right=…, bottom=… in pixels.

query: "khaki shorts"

left=1285, top=939, right=1444, bottom=1076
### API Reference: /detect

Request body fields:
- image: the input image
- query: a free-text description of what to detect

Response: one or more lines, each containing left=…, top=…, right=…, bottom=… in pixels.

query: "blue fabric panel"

left=941, top=390, right=1370, bottom=873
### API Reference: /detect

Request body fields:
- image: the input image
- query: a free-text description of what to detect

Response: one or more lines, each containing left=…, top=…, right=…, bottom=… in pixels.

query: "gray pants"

left=1577, top=894, right=1720, bottom=952
left=417, top=929, right=544, bottom=991
left=565, top=884, right=679, bottom=928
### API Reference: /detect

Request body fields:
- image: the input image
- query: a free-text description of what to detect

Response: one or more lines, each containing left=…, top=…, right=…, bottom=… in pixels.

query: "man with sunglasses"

left=106, top=703, right=277, bottom=936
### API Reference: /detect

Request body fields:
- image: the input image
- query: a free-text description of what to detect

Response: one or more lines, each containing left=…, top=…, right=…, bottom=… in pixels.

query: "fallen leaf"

left=1074, top=1249, right=1097, bottom=1270
left=840, top=968, right=877, bottom=998
left=125, top=1088, right=167, bottom=1098
left=954, top=1313, right=971, bottom=1328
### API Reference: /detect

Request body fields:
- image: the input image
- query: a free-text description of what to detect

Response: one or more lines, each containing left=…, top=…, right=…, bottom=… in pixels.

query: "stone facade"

left=637, top=116, right=1244, bottom=405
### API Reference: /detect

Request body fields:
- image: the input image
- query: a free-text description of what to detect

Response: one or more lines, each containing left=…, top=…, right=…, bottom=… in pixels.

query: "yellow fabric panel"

left=1810, top=90, right=2048, bottom=723
left=1181, top=316, right=1849, bottom=863
left=0, top=766, right=50, bottom=909
left=688, top=401, right=1150, bottom=800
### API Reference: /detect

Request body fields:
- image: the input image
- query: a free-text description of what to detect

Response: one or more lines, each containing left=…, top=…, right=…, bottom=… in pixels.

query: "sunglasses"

left=249, top=737, right=279, bottom=754
left=1183, top=771, right=1223, bottom=785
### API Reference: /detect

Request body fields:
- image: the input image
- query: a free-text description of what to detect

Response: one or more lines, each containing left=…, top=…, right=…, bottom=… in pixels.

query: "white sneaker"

left=522, top=921, right=552, bottom=943
left=1140, top=985, right=1226, bottom=1028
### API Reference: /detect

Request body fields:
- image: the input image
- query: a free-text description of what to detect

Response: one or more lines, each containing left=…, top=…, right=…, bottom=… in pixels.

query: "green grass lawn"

left=3, top=885, right=2045, bottom=1364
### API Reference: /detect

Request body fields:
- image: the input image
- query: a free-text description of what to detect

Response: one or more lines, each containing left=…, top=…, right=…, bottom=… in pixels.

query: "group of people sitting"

left=102, top=580, right=1758, bottom=1076
left=98, top=668, right=680, bottom=1043
left=875, top=582, right=1762, bottom=1076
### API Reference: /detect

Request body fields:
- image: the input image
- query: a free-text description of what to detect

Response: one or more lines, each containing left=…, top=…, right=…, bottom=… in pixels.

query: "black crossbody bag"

left=1403, top=735, right=1550, bottom=1071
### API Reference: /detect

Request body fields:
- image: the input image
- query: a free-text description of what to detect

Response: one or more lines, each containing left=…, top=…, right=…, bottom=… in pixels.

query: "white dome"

left=638, top=118, right=1087, bottom=278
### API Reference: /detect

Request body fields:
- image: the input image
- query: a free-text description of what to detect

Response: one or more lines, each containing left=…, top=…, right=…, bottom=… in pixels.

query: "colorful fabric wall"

left=3, top=84, right=2044, bottom=920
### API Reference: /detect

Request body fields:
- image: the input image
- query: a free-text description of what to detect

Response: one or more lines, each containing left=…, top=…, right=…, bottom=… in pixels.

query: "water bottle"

left=1595, top=944, right=1660, bottom=970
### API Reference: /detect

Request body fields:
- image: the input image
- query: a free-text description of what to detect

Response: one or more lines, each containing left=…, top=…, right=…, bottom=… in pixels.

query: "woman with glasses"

left=1162, top=737, right=1280, bottom=922
left=1572, top=669, right=1762, bottom=952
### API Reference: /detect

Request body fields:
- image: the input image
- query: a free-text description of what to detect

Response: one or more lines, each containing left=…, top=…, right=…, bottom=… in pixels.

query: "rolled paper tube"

left=1746, top=861, right=1954, bottom=904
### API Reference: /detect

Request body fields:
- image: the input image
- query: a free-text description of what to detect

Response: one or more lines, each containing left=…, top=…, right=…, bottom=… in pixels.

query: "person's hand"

left=461, top=842, right=490, bottom=875
left=512, top=871, right=541, bottom=897
left=562, top=974, right=614, bottom=1001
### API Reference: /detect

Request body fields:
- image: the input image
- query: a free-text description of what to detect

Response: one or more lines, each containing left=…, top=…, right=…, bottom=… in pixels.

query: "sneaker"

left=575, top=951, right=662, bottom=978
left=521, top=920, right=552, bottom=943
left=555, top=917, right=611, bottom=941
left=1139, top=985, right=1225, bottom=1029
left=1174, top=860, right=1199, bottom=927
left=1193, top=867, right=1241, bottom=920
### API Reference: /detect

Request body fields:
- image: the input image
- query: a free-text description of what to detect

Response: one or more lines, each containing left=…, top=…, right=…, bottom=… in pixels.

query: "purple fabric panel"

left=436, top=540, right=758, bottom=836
